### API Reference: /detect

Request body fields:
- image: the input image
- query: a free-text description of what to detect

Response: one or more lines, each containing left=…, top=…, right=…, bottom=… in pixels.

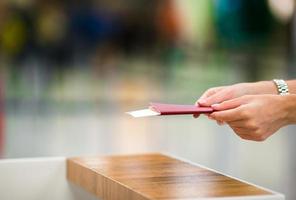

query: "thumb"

left=196, top=87, right=224, bottom=106
left=199, top=90, right=231, bottom=106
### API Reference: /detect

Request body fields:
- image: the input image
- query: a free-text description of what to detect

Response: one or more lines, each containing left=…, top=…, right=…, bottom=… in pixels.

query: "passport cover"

left=127, top=102, right=213, bottom=117
left=149, top=102, right=213, bottom=115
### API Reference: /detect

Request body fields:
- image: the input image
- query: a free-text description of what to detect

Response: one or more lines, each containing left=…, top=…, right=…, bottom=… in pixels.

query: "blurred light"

left=268, top=0, right=295, bottom=23
left=174, top=0, right=214, bottom=47
left=10, top=0, right=33, bottom=9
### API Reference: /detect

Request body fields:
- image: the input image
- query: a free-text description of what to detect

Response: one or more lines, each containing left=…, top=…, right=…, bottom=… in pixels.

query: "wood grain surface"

left=67, top=153, right=273, bottom=200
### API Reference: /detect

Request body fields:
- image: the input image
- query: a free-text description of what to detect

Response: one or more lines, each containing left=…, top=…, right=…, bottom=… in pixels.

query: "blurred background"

left=0, top=0, right=295, bottom=199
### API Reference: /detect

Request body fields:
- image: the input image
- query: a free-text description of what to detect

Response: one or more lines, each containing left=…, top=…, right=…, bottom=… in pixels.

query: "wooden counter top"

left=67, top=153, right=283, bottom=200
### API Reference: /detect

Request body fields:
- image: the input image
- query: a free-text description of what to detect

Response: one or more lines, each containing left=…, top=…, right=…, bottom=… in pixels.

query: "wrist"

left=286, top=80, right=296, bottom=94
left=281, top=94, right=296, bottom=125
left=246, top=81, right=278, bottom=95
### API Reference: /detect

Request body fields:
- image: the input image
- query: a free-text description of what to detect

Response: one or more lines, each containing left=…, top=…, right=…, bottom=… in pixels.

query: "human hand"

left=193, top=81, right=277, bottom=118
left=209, top=95, right=289, bottom=141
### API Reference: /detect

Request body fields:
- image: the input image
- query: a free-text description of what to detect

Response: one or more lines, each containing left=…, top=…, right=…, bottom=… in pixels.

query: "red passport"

left=127, top=102, right=213, bottom=117
left=150, top=102, right=213, bottom=115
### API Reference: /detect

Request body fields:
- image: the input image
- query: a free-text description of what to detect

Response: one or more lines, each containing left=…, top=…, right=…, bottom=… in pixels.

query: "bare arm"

left=253, top=80, right=296, bottom=94
left=196, top=80, right=296, bottom=141
left=287, top=80, right=296, bottom=94
left=285, top=94, right=296, bottom=124
left=197, top=80, right=296, bottom=107
left=209, top=94, right=296, bottom=141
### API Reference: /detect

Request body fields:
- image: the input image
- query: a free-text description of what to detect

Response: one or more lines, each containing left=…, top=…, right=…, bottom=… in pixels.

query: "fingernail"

left=211, top=104, right=220, bottom=109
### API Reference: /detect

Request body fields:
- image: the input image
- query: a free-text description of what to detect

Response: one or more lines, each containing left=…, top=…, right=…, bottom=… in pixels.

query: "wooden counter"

left=67, top=153, right=284, bottom=200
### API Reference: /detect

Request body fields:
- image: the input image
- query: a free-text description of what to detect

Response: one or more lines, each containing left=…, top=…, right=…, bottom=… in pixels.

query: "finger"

left=217, top=120, right=226, bottom=126
left=199, top=87, right=224, bottom=100
left=208, top=115, right=214, bottom=120
left=193, top=114, right=200, bottom=118
left=196, top=87, right=224, bottom=105
left=211, top=97, right=243, bottom=111
left=210, top=107, right=244, bottom=122
left=198, top=88, right=232, bottom=106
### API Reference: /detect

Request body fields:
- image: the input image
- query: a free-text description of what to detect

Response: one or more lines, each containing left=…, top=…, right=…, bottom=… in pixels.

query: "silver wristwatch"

left=273, top=79, right=289, bottom=95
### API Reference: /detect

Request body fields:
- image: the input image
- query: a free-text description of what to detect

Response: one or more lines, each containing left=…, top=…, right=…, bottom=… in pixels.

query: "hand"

left=193, top=83, right=251, bottom=118
left=193, top=81, right=277, bottom=118
left=209, top=95, right=289, bottom=141
left=197, top=81, right=277, bottom=107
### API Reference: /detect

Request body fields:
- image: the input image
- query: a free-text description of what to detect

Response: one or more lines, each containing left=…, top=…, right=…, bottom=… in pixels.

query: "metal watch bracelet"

left=273, top=79, right=289, bottom=95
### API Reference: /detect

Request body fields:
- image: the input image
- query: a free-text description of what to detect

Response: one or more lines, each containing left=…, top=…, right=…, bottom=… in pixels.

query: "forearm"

left=247, top=80, right=296, bottom=124
left=253, top=80, right=296, bottom=124
left=247, top=81, right=278, bottom=95
left=286, top=80, right=296, bottom=94
left=283, top=94, right=296, bottom=124
left=247, top=80, right=296, bottom=95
